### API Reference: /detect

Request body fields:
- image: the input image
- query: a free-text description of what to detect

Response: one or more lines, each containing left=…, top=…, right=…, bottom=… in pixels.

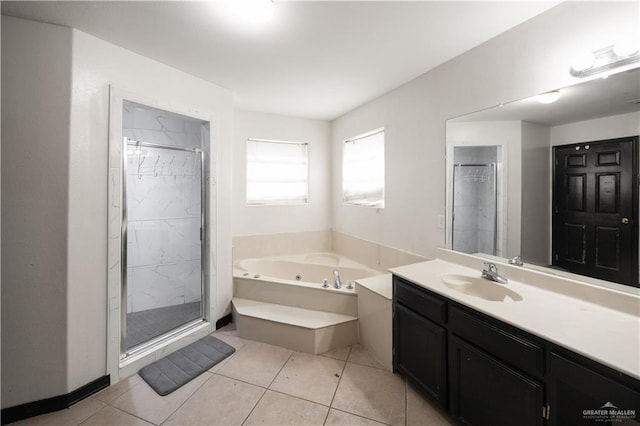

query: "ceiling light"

left=613, top=37, right=640, bottom=58
left=537, top=90, right=561, bottom=104
left=570, top=44, right=640, bottom=78
left=224, top=0, right=274, bottom=24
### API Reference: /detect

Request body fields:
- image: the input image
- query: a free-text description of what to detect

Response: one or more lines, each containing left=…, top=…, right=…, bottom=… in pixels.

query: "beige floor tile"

left=207, top=353, right=234, bottom=374
left=347, top=344, right=385, bottom=369
left=244, top=390, right=328, bottom=426
left=332, top=363, right=406, bottom=426
left=320, top=345, right=351, bottom=361
left=216, top=341, right=292, bottom=387
left=270, top=352, right=345, bottom=406
left=110, top=371, right=211, bottom=425
left=324, top=409, right=388, bottom=425
left=12, top=397, right=106, bottom=425
left=211, top=331, right=248, bottom=350
left=80, top=406, right=151, bottom=425
left=93, top=375, right=142, bottom=404
left=207, top=333, right=249, bottom=373
left=164, top=375, right=265, bottom=426
left=406, top=383, right=453, bottom=426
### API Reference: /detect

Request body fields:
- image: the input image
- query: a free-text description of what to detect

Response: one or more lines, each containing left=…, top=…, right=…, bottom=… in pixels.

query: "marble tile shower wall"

left=123, top=102, right=202, bottom=149
left=452, top=146, right=498, bottom=255
left=124, top=104, right=203, bottom=313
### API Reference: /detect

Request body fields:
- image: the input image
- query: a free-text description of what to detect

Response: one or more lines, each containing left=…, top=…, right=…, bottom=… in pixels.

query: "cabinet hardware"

left=542, top=404, right=551, bottom=420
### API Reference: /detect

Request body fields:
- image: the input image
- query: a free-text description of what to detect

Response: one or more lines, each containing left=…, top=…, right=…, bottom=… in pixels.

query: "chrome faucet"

left=481, top=262, right=508, bottom=284
left=509, top=256, right=524, bottom=267
left=333, top=270, right=342, bottom=289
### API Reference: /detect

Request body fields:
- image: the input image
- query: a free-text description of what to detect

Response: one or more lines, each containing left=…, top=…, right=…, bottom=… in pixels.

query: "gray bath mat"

left=139, top=335, right=235, bottom=396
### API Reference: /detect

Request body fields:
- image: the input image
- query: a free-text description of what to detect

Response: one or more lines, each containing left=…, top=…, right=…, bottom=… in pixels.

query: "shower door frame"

left=451, top=162, right=498, bottom=255
left=445, top=142, right=507, bottom=258
left=120, top=137, right=207, bottom=360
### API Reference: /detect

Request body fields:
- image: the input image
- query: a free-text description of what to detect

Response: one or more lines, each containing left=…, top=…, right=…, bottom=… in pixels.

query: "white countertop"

left=356, top=273, right=392, bottom=300
left=390, top=255, right=640, bottom=381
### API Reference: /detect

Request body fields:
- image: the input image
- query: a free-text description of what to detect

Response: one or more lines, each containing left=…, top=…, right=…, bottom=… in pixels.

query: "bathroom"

left=2, top=1, right=639, bottom=425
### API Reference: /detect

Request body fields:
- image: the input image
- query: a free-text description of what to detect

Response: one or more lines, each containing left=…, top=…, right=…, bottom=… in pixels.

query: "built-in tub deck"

left=232, top=252, right=385, bottom=354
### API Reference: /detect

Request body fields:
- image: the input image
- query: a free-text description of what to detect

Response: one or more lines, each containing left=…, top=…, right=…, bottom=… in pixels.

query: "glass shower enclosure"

left=122, top=133, right=205, bottom=355
left=452, top=146, right=499, bottom=256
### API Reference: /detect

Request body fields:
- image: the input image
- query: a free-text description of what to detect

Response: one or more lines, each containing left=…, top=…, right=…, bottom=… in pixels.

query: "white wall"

left=70, top=28, right=233, bottom=391
left=521, top=121, right=551, bottom=265
left=1, top=17, right=72, bottom=408
left=331, top=1, right=638, bottom=260
left=1, top=15, right=234, bottom=407
left=233, top=110, right=331, bottom=236
left=551, top=111, right=640, bottom=145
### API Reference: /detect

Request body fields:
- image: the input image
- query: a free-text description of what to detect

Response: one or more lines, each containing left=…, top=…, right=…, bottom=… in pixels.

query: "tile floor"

left=12, top=325, right=453, bottom=426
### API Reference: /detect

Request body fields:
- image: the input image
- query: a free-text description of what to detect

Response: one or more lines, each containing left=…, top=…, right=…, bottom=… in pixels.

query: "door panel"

left=394, top=302, right=447, bottom=407
left=553, top=136, right=638, bottom=287
left=449, top=335, right=543, bottom=426
left=566, top=174, right=586, bottom=211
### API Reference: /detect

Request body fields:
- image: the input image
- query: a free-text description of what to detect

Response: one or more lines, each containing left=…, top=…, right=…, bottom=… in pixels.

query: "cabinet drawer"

left=393, top=276, right=447, bottom=324
left=449, top=306, right=543, bottom=378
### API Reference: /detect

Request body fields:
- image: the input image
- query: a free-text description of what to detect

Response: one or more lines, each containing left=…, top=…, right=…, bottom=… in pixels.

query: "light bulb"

left=223, top=0, right=274, bottom=24
left=570, top=50, right=595, bottom=72
left=614, top=37, right=640, bottom=57
left=537, top=90, right=561, bottom=104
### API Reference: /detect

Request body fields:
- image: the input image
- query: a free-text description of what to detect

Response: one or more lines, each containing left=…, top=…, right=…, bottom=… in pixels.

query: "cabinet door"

left=394, top=302, right=447, bottom=407
left=548, top=352, right=640, bottom=425
left=449, top=335, right=543, bottom=426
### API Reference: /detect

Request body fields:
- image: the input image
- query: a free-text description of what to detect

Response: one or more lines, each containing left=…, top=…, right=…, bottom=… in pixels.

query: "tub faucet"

left=509, top=255, right=524, bottom=267
left=481, top=262, right=508, bottom=284
left=333, top=270, right=342, bottom=289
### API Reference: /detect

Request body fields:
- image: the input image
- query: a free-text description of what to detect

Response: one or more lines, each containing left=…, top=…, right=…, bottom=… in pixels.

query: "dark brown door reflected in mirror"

left=553, top=136, right=638, bottom=287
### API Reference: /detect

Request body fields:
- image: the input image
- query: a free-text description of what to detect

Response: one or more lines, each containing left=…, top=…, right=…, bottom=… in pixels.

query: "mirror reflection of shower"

left=121, top=100, right=209, bottom=356
left=452, top=146, right=499, bottom=256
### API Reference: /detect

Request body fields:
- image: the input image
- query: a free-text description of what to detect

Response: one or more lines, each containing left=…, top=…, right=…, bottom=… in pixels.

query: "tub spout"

left=333, top=270, right=342, bottom=289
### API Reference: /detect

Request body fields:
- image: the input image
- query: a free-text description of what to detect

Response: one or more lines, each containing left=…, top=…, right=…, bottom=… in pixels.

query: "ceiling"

left=1, top=1, right=559, bottom=120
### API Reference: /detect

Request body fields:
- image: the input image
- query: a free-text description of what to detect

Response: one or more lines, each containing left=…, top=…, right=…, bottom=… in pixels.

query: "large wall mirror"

left=445, top=66, right=640, bottom=290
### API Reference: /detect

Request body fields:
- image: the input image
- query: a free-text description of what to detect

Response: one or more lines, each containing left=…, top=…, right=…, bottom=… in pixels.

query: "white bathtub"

left=234, top=252, right=381, bottom=291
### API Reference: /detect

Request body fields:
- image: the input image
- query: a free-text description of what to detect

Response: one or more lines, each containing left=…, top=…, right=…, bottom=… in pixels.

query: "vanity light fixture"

left=570, top=41, right=640, bottom=78
left=537, top=90, right=561, bottom=104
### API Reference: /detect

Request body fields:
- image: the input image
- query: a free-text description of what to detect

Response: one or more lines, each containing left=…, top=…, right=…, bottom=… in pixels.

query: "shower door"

left=122, top=138, right=205, bottom=355
left=452, top=163, right=497, bottom=256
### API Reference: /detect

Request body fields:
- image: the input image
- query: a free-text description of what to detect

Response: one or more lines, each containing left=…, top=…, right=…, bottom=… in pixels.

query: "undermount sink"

left=441, top=274, right=523, bottom=302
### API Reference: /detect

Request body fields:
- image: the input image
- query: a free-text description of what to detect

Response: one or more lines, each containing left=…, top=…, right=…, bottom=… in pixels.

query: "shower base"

left=126, top=301, right=201, bottom=350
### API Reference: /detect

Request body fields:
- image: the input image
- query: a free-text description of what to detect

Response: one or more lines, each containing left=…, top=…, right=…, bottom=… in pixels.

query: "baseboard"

left=1, top=375, right=110, bottom=425
left=215, top=313, right=233, bottom=329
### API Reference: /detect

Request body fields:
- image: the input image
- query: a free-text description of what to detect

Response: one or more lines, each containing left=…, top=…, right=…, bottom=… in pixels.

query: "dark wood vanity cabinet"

left=449, top=335, right=543, bottom=426
left=448, top=305, right=544, bottom=425
left=547, top=351, right=640, bottom=426
left=392, top=274, right=640, bottom=426
left=393, top=277, right=447, bottom=407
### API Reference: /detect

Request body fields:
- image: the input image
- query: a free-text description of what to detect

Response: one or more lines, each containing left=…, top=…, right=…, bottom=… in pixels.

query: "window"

left=343, top=129, right=385, bottom=208
left=246, top=139, right=309, bottom=205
